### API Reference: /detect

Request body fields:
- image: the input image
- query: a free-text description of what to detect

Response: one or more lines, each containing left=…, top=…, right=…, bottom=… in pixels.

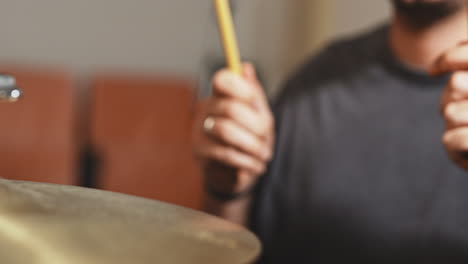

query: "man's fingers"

left=431, top=44, right=468, bottom=76
left=437, top=45, right=468, bottom=169
left=207, top=117, right=272, bottom=162
left=212, top=70, right=257, bottom=102
left=440, top=71, right=468, bottom=114
left=208, top=98, right=272, bottom=139
left=444, top=100, right=468, bottom=128
left=448, top=71, right=468, bottom=98
left=443, top=127, right=468, bottom=153
left=195, top=140, right=266, bottom=175
left=213, top=64, right=271, bottom=113
left=443, top=127, right=468, bottom=170
left=199, top=64, right=275, bottom=178
left=211, top=66, right=274, bottom=135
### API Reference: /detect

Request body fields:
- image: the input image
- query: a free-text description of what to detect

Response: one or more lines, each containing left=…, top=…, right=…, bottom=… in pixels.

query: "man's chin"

left=391, top=0, right=465, bottom=30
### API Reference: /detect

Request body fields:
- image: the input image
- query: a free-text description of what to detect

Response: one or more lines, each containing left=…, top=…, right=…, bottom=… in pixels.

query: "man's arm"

left=203, top=192, right=253, bottom=226
left=192, top=63, right=274, bottom=226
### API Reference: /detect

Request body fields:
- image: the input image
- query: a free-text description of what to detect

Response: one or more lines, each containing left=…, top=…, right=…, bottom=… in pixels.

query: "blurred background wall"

left=0, top=0, right=391, bottom=96
left=0, top=0, right=210, bottom=75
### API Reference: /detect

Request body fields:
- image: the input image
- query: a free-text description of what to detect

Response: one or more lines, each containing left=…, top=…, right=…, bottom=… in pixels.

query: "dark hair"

left=391, top=0, right=464, bottom=30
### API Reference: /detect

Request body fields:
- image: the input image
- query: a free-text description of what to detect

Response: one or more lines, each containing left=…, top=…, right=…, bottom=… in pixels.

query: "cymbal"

left=0, top=179, right=261, bottom=264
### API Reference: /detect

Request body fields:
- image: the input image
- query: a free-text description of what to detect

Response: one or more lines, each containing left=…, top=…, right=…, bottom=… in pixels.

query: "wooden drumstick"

left=214, top=0, right=242, bottom=75
left=206, top=0, right=246, bottom=199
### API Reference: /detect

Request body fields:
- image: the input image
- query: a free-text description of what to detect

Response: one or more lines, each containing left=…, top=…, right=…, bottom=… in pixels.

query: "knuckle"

left=259, top=120, right=271, bottom=136
left=243, top=155, right=257, bottom=168
left=460, top=135, right=468, bottom=149
left=240, top=81, right=256, bottom=96
left=436, top=52, right=449, bottom=69
left=445, top=45, right=463, bottom=62
left=213, top=120, right=230, bottom=139
left=213, top=147, right=230, bottom=161
left=443, top=103, right=456, bottom=119
left=254, top=142, right=267, bottom=157
left=225, top=149, right=246, bottom=167
left=212, top=70, right=224, bottom=84
left=268, top=113, right=275, bottom=127
left=265, top=114, right=275, bottom=132
left=442, top=132, right=452, bottom=146
left=253, top=122, right=264, bottom=136
left=228, top=150, right=246, bottom=166
left=242, top=137, right=261, bottom=155
left=212, top=70, right=229, bottom=90
left=450, top=72, right=467, bottom=91
left=444, top=129, right=468, bottom=150
left=460, top=139, right=468, bottom=150
left=253, top=86, right=265, bottom=99
left=253, top=161, right=266, bottom=175
left=444, top=49, right=456, bottom=63
left=247, top=132, right=260, bottom=145
left=224, top=101, right=239, bottom=117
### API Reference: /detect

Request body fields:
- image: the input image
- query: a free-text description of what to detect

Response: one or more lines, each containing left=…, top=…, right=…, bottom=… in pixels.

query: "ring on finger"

left=203, top=116, right=216, bottom=133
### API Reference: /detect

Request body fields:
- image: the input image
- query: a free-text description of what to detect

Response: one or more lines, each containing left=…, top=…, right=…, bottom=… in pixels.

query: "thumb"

left=242, top=62, right=258, bottom=83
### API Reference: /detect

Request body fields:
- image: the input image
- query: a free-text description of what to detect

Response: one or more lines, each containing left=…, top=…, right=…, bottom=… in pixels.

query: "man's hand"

left=193, top=63, right=274, bottom=194
left=432, top=42, right=468, bottom=169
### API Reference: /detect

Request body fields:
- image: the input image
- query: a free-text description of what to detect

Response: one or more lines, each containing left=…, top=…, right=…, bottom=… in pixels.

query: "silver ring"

left=203, top=117, right=215, bottom=133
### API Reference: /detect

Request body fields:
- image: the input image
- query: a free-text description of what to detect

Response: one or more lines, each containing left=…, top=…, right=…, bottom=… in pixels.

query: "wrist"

left=203, top=161, right=260, bottom=202
left=204, top=181, right=254, bottom=202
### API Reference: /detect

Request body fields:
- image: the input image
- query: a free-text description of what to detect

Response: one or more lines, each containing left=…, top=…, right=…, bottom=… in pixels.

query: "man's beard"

left=391, top=0, right=465, bottom=30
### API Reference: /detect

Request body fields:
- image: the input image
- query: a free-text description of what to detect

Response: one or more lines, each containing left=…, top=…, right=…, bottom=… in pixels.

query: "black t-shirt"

left=250, top=25, right=468, bottom=264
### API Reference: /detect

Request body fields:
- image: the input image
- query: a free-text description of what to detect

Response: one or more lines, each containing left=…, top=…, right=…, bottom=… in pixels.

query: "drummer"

left=194, top=0, right=468, bottom=263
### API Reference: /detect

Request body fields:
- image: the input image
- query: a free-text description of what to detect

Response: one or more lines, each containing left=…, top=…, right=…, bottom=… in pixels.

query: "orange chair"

left=89, top=72, right=202, bottom=209
left=0, top=65, right=76, bottom=185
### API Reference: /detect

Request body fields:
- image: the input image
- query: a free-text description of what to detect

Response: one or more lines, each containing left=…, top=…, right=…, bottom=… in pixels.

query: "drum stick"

left=214, top=0, right=242, bottom=75
left=209, top=0, right=244, bottom=184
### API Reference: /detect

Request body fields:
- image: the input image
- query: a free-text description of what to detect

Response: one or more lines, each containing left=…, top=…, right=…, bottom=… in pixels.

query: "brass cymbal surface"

left=0, top=179, right=261, bottom=264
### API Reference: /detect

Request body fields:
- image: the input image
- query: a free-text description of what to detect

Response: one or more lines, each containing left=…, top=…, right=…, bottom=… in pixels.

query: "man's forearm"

left=201, top=163, right=256, bottom=226
left=202, top=194, right=252, bottom=226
